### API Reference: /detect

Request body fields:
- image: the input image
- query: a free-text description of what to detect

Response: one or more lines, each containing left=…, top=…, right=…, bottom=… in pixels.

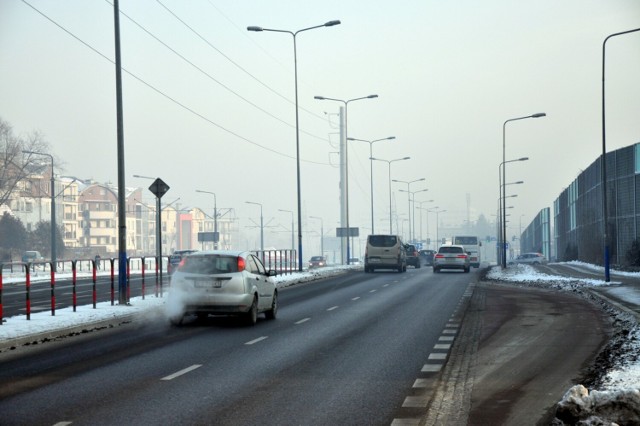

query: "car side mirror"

left=267, top=269, right=277, bottom=277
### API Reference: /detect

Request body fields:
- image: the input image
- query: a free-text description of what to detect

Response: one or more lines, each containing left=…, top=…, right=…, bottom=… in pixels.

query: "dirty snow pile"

left=489, top=263, right=640, bottom=425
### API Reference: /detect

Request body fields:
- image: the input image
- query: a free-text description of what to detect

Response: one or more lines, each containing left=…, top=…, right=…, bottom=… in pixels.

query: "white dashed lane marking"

left=327, top=306, right=339, bottom=311
left=295, top=318, right=311, bottom=324
left=245, top=336, right=268, bottom=345
left=161, top=364, right=202, bottom=381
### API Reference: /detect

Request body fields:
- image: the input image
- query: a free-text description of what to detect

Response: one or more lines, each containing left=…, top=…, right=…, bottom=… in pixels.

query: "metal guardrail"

left=0, top=255, right=170, bottom=324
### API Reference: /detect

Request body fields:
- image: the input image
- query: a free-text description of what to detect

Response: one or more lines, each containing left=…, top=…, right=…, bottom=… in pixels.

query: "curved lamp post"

left=602, top=27, right=640, bottom=281
left=314, top=94, right=378, bottom=264
left=393, top=178, right=425, bottom=243
left=371, top=156, right=410, bottom=234
left=347, top=136, right=395, bottom=234
left=248, top=20, right=340, bottom=272
left=502, top=113, right=545, bottom=268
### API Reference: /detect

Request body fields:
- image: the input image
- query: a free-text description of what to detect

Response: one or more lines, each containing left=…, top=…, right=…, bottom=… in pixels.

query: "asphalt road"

left=0, top=266, right=477, bottom=425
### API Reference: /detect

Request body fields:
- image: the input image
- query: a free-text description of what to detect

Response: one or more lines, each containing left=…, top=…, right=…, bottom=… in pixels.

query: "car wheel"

left=245, top=296, right=258, bottom=326
left=265, top=291, right=278, bottom=320
left=169, top=314, right=184, bottom=326
left=433, top=267, right=438, bottom=273
left=464, top=266, right=470, bottom=273
left=416, top=263, right=421, bottom=269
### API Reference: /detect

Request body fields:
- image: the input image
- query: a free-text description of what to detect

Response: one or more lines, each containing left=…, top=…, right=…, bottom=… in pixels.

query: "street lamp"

left=309, top=216, right=324, bottom=257
left=602, top=27, right=640, bottom=282
left=429, top=208, right=446, bottom=246
left=497, top=158, right=528, bottom=267
left=196, top=190, right=218, bottom=249
left=22, top=150, right=56, bottom=272
left=278, top=209, right=294, bottom=252
left=315, top=94, right=378, bottom=264
left=245, top=201, right=264, bottom=252
left=399, top=188, right=429, bottom=242
left=248, top=20, right=340, bottom=273
left=347, top=136, right=395, bottom=234
left=393, top=178, right=425, bottom=243
left=371, top=156, right=410, bottom=234
left=502, top=113, right=545, bottom=268
left=416, top=200, right=435, bottom=242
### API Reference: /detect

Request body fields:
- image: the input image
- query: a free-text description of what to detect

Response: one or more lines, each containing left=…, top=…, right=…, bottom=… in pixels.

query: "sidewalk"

left=424, top=280, right=612, bottom=425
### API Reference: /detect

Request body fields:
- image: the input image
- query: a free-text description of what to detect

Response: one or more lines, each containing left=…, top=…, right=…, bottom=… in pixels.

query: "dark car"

left=405, top=244, right=421, bottom=268
left=308, top=255, right=327, bottom=269
left=168, top=249, right=199, bottom=274
left=419, top=249, right=436, bottom=266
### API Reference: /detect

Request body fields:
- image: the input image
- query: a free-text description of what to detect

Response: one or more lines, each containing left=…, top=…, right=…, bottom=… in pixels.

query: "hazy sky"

left=1, top=0, right=639, bottom=250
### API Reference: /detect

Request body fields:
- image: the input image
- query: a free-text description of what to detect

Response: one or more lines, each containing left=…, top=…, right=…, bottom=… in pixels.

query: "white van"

left=364, top=235, right=407, bottom=273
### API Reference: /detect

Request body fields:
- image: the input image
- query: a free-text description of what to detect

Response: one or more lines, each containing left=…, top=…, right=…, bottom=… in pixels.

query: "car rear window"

left=438, top=246, right=463, bottom=254
left=178, top=255, right=238, bottom=274
left=368, top=235, right=398, bottom=247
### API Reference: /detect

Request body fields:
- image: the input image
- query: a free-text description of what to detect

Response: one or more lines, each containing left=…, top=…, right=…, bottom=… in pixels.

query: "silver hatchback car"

left=167, top=250, right=278, bottom=326
left=433, top=245, right=471, bottom=273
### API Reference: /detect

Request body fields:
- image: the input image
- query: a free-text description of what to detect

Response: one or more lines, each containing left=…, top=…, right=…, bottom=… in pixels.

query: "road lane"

left=0, top=268, right=477, bottom=425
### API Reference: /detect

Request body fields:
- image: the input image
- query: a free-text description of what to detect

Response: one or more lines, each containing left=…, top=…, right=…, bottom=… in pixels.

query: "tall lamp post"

left=23, top=150, right=56, bottom=272
left=602, top=28, right=640, bottom=282
left=371, top=156, right=410, bottom=234
left=195, top=190, right=218, bottom=249
left=502, top=113, right=545, bottom=268
left=399, top=188, right=429, bottom=242
left=347, top=136, right=395, bottom=234
left=309, top=216, right=324, bottom=257
left=416, top=200, right=435, bottom=242
left=393, top=178, right=425, bottom=243
left=278, top=209, right=295, bottom=252
left=246, top=201, right=264, bottom=252
left=497, top=158, right=528, bottom=266
left=314, top=94, right=378, bottom=264
left=248, top=20, right=340, bottom=273
left=429, top=208, right=446, bottom=246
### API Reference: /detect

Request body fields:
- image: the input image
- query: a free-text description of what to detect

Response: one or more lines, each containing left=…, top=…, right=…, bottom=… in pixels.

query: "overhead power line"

left=20, top=0, right=330, bottom=166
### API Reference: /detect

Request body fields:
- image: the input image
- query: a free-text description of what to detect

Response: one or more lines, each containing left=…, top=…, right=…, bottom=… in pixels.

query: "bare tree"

left=0, top=117, right=52, bottom=208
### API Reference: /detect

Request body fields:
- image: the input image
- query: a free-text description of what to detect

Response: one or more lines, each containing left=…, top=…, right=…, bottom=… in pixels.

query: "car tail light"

left=435, top=254, right=444, bottom=259
left=456, top=254, right=468, bottom=259
left=178, top=257, right=187, bottom=268
left=237, top=256, right=246, bottom=272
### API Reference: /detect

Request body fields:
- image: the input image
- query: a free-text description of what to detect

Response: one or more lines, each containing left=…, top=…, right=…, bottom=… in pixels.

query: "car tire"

left=464, top=266, right=470, bottom=273
left=433, top=267, right=438, bottom=273
left=416, top=263, right=421, bottom=269
left=245, top=296, right=258, bottom=326
left=265, top=292, right=278, bottom=320
left=169, top=314, right=184, bottom=326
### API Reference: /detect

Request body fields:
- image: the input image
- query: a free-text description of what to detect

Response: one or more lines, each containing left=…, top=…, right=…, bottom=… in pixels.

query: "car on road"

left=433, top=245, right=471, bottom=273
left=167, top=250, right=278, bottom=326
left=22, top=250, right=44, bottom=264
left=364, top=234, right=407, bottom=273
left=419, top=249, right=436, bottom=266
left=308, top=255, right=327, bottom=269
left=349, top=257, right=362, bottom=266
left=405, top=244, right=421, bottom=268
left=511, top=252, right=548, bottom=265
left=168, top=249, right=198, bottom=274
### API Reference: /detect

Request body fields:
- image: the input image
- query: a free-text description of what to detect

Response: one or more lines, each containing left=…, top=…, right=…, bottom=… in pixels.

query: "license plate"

left=193, top=279, right=223, bottom=288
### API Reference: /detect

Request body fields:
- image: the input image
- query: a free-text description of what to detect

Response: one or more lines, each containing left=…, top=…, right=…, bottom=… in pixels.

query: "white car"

left=167, top=250, right=278, bottom=326
left=511, top=252, right=548, bottom=265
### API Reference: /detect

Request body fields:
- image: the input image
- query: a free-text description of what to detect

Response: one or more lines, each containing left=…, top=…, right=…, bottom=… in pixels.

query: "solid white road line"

left=161, top=364, right=202, bottom=381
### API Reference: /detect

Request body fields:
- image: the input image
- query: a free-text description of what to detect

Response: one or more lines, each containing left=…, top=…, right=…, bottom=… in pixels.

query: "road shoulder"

left=424, top=279, right=612, bottom=425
